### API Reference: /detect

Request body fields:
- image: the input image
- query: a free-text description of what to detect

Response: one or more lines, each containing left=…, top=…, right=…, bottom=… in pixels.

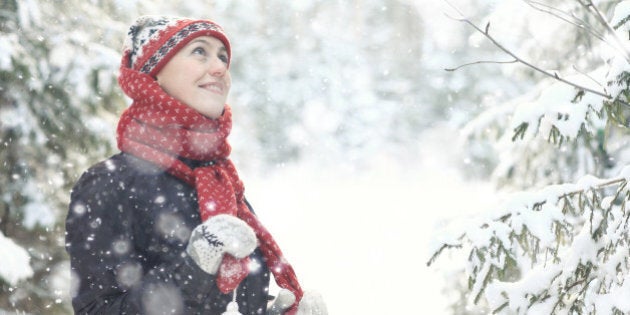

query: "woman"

left=65, top=16, right=326, bottom=315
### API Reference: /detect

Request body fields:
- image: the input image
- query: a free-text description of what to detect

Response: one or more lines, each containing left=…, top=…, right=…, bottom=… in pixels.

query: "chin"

left=188, top=101, right=224, bottom=119
left=201, top=107, right=225, bottom=119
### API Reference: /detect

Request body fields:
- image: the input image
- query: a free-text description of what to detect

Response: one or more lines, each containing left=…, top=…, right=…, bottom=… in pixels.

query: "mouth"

left=199, top=82, right=224, bottom=95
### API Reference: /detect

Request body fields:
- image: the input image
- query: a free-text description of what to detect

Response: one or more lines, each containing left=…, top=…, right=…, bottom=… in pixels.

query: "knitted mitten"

left=186, top=214, right=257, bottom=274
left=267, top=289, right=297, bottom=315
left=267, top=289, right=328, bottom=315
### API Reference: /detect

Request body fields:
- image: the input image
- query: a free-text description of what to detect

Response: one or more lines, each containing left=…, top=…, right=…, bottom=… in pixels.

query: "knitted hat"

left=122, top=15, right=231, bottom=76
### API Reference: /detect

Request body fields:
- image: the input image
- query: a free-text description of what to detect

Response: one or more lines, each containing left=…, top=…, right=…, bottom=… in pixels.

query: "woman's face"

left=156, top=36, right=231, bottom=119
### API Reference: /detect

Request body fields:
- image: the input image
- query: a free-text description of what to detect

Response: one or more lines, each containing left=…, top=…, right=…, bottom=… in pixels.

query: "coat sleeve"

left=65, top=163, right=216, bottom=314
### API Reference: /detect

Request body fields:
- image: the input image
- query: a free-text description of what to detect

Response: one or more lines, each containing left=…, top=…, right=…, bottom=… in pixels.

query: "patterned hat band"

left=139, top=22, right=230, bottom=75
left=123, top=16, right=231, bottom=76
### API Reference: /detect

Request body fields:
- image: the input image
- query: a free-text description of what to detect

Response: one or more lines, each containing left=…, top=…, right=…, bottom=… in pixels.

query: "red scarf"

left=116, top=62, right=303, bottom=313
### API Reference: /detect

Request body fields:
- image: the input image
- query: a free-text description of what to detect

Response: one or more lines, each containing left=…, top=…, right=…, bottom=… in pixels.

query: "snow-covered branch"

left=432, top=1, right=630, bottom=314
left=522, top=1, right=613, bottom=54
left=576, top=0, right=630, bottom=63
left=443, top=0, right=630, bottom=107
left=444, top=59, right=517, bottom=72
left=429, top=166, right=630, bottom=313
left=0, top=232, right=33, bottom=285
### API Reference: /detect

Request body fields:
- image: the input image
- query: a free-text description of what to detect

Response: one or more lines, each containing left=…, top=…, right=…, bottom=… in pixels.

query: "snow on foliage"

left=431, top=167, right=630, bottom=314
left=0, top=231, right=33, bottom=285
left=0, top=34, right=19, bottom=70
left=612, top=1, right=630, bottom=33
left=22, top=179, right=57, bottom=228
left=430, top=0, right=630, bottom=314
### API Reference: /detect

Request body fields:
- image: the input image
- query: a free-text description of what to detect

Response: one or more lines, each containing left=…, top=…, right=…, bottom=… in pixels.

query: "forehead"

left=187, top=36, right=226, bottom=49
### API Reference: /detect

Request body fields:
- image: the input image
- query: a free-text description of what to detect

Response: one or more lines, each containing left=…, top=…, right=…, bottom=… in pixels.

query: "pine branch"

left=576, top=0, right=630, bottom=63
left=525, top=0, right=630, bottom=62
left=442, top=0, right=630, bottom=108
left=489, top=175, right=626, bottom=226
left=0, top=201, right=8, bottom=236
left=445, top=59, right=518, bottom=72
left=428, top=172, right=630, bottom=301
left=572, top=65, right=608, bottom=95
left=522, top=0, right=607, bottom=42
left=426, top=241, right=464, bottom=266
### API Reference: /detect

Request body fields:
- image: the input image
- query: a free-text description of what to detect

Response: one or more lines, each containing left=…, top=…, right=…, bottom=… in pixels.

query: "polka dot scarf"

left=116, top=61, right=303, bottom=313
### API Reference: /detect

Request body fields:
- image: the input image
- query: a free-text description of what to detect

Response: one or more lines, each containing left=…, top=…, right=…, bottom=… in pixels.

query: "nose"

left=208, top=57, right=228, bottom=77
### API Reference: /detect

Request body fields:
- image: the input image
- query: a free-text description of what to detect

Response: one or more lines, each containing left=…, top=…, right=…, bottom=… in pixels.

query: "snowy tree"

left=0, top=0, right=126, bottom=312
left=429, top=0, right=630, bottom=314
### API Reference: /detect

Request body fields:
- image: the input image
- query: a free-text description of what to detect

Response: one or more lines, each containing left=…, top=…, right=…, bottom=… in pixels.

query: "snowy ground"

left=245, top=126, right=497, bottom=314
left=1, top=126, right=495, bottom=314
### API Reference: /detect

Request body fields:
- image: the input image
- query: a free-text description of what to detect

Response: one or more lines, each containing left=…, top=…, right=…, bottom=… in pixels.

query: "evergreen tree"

left=0, top=1, right=125, bottom=312
left=429, top=1, right=630, bottom=313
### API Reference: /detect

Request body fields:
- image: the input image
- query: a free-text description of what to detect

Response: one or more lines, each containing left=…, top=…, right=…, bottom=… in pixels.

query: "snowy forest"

left=1, top=0, right=629, bottom=314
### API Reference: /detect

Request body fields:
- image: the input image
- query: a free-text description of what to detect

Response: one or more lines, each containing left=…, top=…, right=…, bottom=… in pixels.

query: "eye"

left=192, top=46, right=207, bottom=56
left=218, top=53, right=229, bottom=64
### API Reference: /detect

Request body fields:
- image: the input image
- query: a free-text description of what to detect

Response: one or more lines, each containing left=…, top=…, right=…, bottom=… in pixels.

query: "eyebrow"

left=189, top=38, right=227, bottom=52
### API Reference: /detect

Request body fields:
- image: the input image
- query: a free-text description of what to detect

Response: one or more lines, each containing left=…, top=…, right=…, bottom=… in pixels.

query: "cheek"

left=157, top=77, right=177, bottom=96
left=225, top=74, right=232, bottom=92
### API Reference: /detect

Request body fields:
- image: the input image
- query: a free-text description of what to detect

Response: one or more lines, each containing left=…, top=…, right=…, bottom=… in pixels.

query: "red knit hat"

left=122, top=15, right=231, bottom=76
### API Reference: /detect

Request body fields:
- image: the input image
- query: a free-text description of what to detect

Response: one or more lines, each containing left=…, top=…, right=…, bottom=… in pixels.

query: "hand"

left=267, top=289, right=328, bottom=315
left=186, top=214, right=257, bottom=274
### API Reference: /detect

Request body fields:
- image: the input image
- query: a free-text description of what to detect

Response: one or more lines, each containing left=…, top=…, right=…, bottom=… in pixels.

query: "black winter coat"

left=65, top=153, right=270, bottom=314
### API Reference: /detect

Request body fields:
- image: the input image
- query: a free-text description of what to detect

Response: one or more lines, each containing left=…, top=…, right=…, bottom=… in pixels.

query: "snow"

left=506, top=73, right=607, bottom=144
left=0, top=231, right=33, bottom=285
left=245, top=125, right=496, bottom=314
left=22, top=180, right=56, bottom=228
left=612, top=1, right=630, bottom=28
left=593, top=273, right=630, bottom=313
left=432, top=163, right=630, bottom=313
left=0, top=34, right=18, bottom=70
left=16, top=0, right=41, bottom=30
left=2, top=0, right=629, bottom=313
left=562, top=222, right=599, bottom=272
left=485, top=263, right=563, bottom=313
left=141, top=283, right=184, bottom=315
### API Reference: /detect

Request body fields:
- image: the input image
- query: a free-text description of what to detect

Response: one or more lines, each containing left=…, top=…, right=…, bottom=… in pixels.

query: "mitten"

left=267, top=289, right=328, bottom=315
left=267, top=289, right=297, bottom=315
left=296, top=290, right=328, bottom=315
left=186, top=214, right=257, bottom=274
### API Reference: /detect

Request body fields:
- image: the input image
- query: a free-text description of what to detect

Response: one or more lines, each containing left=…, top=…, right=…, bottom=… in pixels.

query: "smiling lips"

left=199, top=82, right=224, bottom=95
